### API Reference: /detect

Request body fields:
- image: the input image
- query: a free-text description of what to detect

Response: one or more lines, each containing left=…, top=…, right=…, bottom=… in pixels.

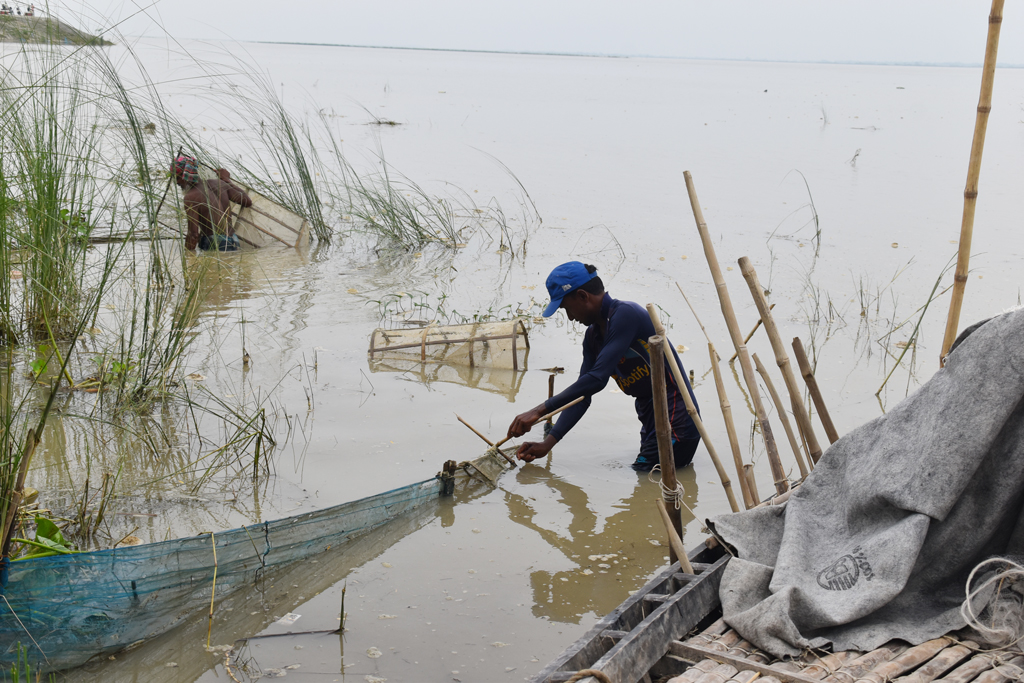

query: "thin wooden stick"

left=753, top=353, right=809, bottom=479
left=656, top=498, right=694, bottom=574
left=940, top=0, right=1005, bottom=366
left=206, top=531, right=219, bottom=650
left=2, top=429, right=38, bottom=558
left=456, top=414, right=494, bottom=447
left=710, top=344, right=754, bottom=509
left=647, top=305, right=739, bottom=513
left=649, top=334, right=683, bottom=563
left=738, top=257, right=824, bottom=465
left=685, top=171, right=788, bottom=495
left=792, top=337, right=839, bottom=444
left=675, top=282, right=714, bottom=345
left=495, top=396, right=586, bottom=450
left=729, top=303, right=776, bottom=363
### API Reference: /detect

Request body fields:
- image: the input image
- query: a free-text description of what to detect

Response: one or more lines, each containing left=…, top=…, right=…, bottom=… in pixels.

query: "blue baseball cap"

left=543, top=262, right=597, bottom=317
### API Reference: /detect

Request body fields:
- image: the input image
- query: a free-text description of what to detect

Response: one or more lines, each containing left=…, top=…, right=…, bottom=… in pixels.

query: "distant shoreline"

left=247, top=39, right=1024, bottom=70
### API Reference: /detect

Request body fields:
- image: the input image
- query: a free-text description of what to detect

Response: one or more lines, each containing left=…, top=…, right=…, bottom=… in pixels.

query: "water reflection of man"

left=506, top=464, right=698, bottom=623
left=507, top=262, right=700, bottom=471
left=172, top=155, right=251, bottom=252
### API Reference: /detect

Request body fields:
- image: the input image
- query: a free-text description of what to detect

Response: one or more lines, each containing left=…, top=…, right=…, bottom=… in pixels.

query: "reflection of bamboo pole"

left=710, top=344, right=753, bottom=508
left=753, top=354, right=809, bottom=478
left=685, top=172, right=788, bottom=495
left=647, top=305, right=739, bottom=513
left=656, top=498, right=694, bottom=574
left=649, top=334, right=683, bottom=563
left=792, top=337, right=840, bottom=444
left=941, top=0, right=1005, bottom=366
left=738, top=257, right=823, bottom=465
left=729, top=303, right=775, bottom=363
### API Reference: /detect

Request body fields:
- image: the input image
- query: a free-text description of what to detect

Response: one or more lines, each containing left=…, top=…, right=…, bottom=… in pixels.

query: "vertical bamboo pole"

left=792, top=337, right=840, bottom=444
left=684, top=172, right=788, bottom=495
left=649, top=334, right=683, bottom=562
left=753, top=354, right=809, bottom=479
left=710, top=344, right=754, bottom=508
left=738, top=257, right=824, bottom=465
left=647, top=305, right=739, bottom=513
left=941, top=0, right=1005, bottom=366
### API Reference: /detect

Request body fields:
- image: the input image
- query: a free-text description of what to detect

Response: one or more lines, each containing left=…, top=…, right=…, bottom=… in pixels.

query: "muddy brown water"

left=30, top=39, right=1024, bottom=681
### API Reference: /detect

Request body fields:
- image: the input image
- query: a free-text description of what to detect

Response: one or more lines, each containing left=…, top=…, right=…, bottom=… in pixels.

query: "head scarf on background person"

left=173, top=155, right=200, bottom=185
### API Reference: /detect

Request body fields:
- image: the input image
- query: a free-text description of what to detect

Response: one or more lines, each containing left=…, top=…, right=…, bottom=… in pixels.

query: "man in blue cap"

left=507, top=262, right=700, bottom=471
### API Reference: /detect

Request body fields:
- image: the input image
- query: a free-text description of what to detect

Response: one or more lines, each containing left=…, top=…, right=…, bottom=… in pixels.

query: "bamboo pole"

left=456, top=414, right=494, bottom=447
left=710, top=344, right=754, bottom=509
left=743, top=465, right=760, bottom=505
left=940, top=0, right=1005, bottom=366
left=753, top=354, right=809, bottom=479
left=496, top=396, right=586, bottom=454
left=792, top=337, right=840, bottom=444
left=2, top=429, right=39, bottom=558
left=656, top=498, right=694, bottom=574
left=649, top=334, right=684, bottom=562
left=684, top=171, right=788, bottom=495
left=738, top=257, right=824, bottom=465
left=647, top=305, right=740, bottom=513
left=729, top=303, right=775, bottom=363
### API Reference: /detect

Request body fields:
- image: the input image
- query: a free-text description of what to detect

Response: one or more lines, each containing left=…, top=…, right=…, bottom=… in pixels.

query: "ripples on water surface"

left=56, top=40, right=1024, bottom=681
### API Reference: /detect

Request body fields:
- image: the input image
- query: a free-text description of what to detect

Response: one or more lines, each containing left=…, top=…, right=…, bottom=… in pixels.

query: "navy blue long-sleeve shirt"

left=544, top=293, right=699, bottom=452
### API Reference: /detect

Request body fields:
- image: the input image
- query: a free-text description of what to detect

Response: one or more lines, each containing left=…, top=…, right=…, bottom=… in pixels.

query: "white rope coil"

left=648, top=464, right=697, bottom=517
left=961, top=556, right=1024, bottom=650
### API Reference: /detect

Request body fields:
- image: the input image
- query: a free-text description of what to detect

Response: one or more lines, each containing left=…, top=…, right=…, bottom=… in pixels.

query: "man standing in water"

left=507, top=262, right=700, bottom=471
left=173, top=155, right=252, bottom=252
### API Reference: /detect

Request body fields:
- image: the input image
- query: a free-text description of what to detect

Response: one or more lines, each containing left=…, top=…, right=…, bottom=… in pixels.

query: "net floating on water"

left=368, top=319, right=530, bottom=371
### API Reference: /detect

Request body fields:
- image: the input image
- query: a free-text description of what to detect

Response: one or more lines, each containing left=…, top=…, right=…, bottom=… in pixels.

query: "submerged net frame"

left=368, top=319, right=530, bottom=371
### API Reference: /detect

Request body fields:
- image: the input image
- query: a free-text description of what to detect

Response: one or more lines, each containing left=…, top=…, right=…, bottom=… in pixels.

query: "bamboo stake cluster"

left=685, top=172, right=788, bottom=496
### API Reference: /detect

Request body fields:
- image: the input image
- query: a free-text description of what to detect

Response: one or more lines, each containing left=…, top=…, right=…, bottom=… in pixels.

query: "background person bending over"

left=173, top=155, right=252, bottom=252
left=507, top=262, right=700, bottom=471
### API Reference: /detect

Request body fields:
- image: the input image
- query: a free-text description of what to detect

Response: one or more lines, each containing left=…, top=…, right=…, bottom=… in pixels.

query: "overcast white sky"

left=57, top=1, right=1024, bottom=66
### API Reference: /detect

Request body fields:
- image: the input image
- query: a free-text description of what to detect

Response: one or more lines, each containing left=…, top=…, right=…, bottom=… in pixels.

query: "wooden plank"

left=569, top=554, right=729, bottom=683
left=531, top=543, right=722, bottom=683
left=670, top=642, right=823, bottom=683
left=234, top=212, right=293, bottom=247
left=248, top=204, right=302, bottom=235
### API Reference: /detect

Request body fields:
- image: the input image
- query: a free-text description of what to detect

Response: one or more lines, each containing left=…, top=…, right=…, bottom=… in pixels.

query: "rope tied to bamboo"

left=648, top=464, right=697, bottom=517
left=566, top=668, right=613, bottom=683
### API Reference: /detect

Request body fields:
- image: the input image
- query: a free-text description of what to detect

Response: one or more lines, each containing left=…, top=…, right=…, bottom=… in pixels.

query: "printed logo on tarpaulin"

left=817, top=546, right=875, bottom=591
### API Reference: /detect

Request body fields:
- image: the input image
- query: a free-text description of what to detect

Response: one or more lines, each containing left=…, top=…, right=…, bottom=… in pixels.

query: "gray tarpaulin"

left=710, top=307, right=1024, bottom=658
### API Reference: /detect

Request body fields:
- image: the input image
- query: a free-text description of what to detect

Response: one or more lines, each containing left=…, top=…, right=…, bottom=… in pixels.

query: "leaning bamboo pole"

left=647, top=305, right=740, bottom=513
left=738, top=257, right=824, bottom=465
left=792, top=337, right=840, bottom=444
left=674, top=283, right=754, bottom=508
left=940, top=0, right=1005, bottom=366
left=649, top=334, right=685, bottom=563
left=753, top=353, right=809, bottom=478
left=685, top=172, right=788, bottom=495
left=729, top=303, right=775, bottom=363
left=711, top=344, right=754, bottom=508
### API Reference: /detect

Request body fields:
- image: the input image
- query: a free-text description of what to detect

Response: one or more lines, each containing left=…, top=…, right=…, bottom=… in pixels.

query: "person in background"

left=172, top=155, right=251, bottom=252
left=507, top=262, right=700, bottom=471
